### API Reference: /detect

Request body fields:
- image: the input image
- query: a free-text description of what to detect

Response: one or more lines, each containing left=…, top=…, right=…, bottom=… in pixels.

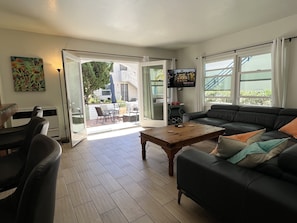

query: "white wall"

left=0, top=29, right=176, bottom=139
left=177, top=14, right=297, bottom=112
left=2, top=13, right=297, bottom=136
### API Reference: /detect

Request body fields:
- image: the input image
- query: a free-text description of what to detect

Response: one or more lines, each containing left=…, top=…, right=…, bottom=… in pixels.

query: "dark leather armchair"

left=0, top=106, right=43, bottom=149
left=0, top=134, right=62, bottom=223
left=0, top=116, right=49, bottom=192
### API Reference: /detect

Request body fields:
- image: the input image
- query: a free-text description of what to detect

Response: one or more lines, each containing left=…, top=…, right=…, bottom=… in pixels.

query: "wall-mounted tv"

left=167, top=68, right=196, bottom=88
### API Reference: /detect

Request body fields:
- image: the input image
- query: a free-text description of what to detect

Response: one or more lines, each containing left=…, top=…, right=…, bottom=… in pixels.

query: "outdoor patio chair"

left=129, top=107, right=139, bottom=122
left=95, top=106, right=111, bottom=123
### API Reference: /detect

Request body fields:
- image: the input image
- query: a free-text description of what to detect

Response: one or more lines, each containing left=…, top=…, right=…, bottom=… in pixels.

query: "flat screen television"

left=167, top=68, right=196, bottom=88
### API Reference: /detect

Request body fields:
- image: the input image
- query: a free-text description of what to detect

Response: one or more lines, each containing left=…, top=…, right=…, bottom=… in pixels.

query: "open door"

left=62, top=51, right=87, bottom=147
left=139, top=60, right=169, bottom=127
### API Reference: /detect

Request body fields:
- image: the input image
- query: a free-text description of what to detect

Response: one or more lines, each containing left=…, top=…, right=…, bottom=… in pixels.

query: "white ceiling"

left=1, top=0, right=297, bottom=50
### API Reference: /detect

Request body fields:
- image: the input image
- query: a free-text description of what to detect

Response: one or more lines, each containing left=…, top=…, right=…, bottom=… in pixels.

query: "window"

left=121, top=84, right=128, bottom=101
left=204, top=58, right=234, bottom=104
left=203, top=47, right=272, bottom=106
left=102, top=90, right=111, bottom=96
left=120, top=64, right=128, bottom=71
left=237, top=53, right=272, bottom=105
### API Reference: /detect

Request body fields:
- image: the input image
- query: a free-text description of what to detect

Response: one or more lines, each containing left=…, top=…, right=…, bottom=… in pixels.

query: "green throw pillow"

left=227, top=138, right=289, bottom=168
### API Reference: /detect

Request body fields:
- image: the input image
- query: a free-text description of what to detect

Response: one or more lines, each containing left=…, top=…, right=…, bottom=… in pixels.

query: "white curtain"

left=197, top=56, right=204, bottom=111
left=142, top=66, right=154, bottom=119
left=142, top=56, right=154, bottom=119
left=271, top=37, right=287, bottom=107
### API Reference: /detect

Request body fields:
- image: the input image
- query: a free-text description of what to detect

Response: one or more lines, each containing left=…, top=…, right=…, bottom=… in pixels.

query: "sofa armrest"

left=182, top=111, right=207, bottom=122
left=177, top=148, right=262, bottom=222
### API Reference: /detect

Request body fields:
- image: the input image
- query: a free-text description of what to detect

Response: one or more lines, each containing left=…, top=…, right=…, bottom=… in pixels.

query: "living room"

left=1, top=5, right=297, bottom=141
left=1, top=1, right=297, bottom=222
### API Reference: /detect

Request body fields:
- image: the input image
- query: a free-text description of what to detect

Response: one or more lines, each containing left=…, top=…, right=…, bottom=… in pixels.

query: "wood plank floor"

left=1, top=127, right=222, bottom=223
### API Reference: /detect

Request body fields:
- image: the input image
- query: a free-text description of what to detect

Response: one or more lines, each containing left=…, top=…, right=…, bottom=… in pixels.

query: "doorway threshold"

left=87, top=122, right=140, bottom=135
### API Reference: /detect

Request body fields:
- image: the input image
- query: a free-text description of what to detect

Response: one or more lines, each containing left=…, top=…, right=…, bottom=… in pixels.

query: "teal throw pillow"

left=227, top=138, right=289, bottom=168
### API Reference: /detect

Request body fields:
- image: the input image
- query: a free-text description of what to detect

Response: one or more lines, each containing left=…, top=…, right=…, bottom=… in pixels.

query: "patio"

left=86, top=118, right=140, bottom=135
left=86, top=102, right=139, bottom=127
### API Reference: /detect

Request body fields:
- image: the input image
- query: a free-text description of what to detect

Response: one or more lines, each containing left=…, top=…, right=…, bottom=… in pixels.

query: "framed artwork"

left=11, top=56, right=46, bottom=92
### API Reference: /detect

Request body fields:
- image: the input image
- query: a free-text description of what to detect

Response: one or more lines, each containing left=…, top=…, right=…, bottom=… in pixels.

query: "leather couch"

left=183, top=104, right=297, bottom=145
left=177, top=145, right=297, bottom=222
left=177, top=104, right=297, bottom=222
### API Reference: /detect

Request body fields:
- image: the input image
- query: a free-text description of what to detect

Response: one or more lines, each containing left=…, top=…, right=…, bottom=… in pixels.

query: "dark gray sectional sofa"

left=178, top=104, right=297, bottom=222
left=182, top=104, right=297, bottom=144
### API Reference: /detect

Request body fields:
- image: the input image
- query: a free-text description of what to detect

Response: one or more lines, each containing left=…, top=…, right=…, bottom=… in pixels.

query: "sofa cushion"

left=246, top=175, right=297, bottom=222
left=279, top=143, right=297, bottom=175
left=261, top=130, right=292, bottom=140
left=261, top=130, right=297, bottom=148
left=192, top=117, right=229, bottom=127
left=183, top=111, right=207, bottom=123
left=255, top=157, right=283, bottom=178
left=239, top=106, right=281, bottom=114
left=210, top=104, right=240, bottom=111
left=255, top=157, right=297, bottom=184
left=211, top=129, right=265, bottom=158
left=207, top=109, right=237, bottom=122
left=227, top=138, right=289, bottom=168
left=206, top=104, right=239, bottom=122
left=221, top=122, right=265, bottom=135
left=279, top=117, right=297, bottom=139
left=233, top=111, right=278, bottom=131
left=231, top=106, right=281, bottom=130
left=273, top=108, right=297, bottom=130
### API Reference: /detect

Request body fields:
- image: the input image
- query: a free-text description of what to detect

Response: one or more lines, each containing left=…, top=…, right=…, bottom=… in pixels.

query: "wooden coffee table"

left=140, top=122, right=225, bottom=176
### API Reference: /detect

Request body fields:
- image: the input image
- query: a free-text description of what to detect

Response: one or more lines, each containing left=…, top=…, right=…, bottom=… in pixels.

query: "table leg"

left=163, top=147, right=181, bottom=176
left=168, top=155, right=174, bottom=176
left=141, top=139, right=147, bottom=160
left=164, top=148, right=175, bottom=176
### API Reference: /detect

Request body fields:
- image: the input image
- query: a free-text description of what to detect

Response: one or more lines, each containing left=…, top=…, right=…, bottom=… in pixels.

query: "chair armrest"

left=0, top=125, right=26, bottom=135
left=0, top=126, right=27, bottom=150
left=182, top=111, right=207, bottom=122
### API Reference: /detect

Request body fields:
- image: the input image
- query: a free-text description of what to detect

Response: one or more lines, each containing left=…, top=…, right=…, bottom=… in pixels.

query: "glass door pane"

left=139, top=60, right=168, bottom=127
left=62, top=51, right=87, bottom=147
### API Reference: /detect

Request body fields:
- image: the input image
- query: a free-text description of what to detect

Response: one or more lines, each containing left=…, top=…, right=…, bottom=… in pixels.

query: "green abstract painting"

left=11, top=56, right=46, bottom=92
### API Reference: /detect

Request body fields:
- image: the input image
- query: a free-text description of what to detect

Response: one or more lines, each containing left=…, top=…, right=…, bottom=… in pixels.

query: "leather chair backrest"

left=21, top=117, right=49, bottom=156
left=31, top=106, right=43, bottom=118
left=12, top=134, right=62, bottom=223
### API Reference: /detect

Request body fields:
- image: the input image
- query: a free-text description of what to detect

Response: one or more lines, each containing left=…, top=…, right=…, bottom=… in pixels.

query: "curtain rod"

left=199, top=35, right=297, bottom=59
left=62, top=48, right=176, bottom=61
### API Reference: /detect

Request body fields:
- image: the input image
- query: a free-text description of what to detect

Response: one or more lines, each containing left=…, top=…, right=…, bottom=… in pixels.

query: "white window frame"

left=203, top=54, right=236, bottom=108
left=202, top=45, right=272, bottom=107
left=235, top=46, right=272, bottom=106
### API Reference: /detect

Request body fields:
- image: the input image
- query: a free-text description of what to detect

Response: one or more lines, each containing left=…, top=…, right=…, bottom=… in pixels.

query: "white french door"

left=138, top=60, right=169, bottom=127
left=62, top=51, right=87, bottom=147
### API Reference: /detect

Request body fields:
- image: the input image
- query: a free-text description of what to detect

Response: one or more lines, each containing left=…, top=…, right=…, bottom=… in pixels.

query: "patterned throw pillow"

left=210, top=129, right=266, bottom=158
left=227, top=138, right=289, bottom=168
left=279, top=118, right=297, bottom=139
